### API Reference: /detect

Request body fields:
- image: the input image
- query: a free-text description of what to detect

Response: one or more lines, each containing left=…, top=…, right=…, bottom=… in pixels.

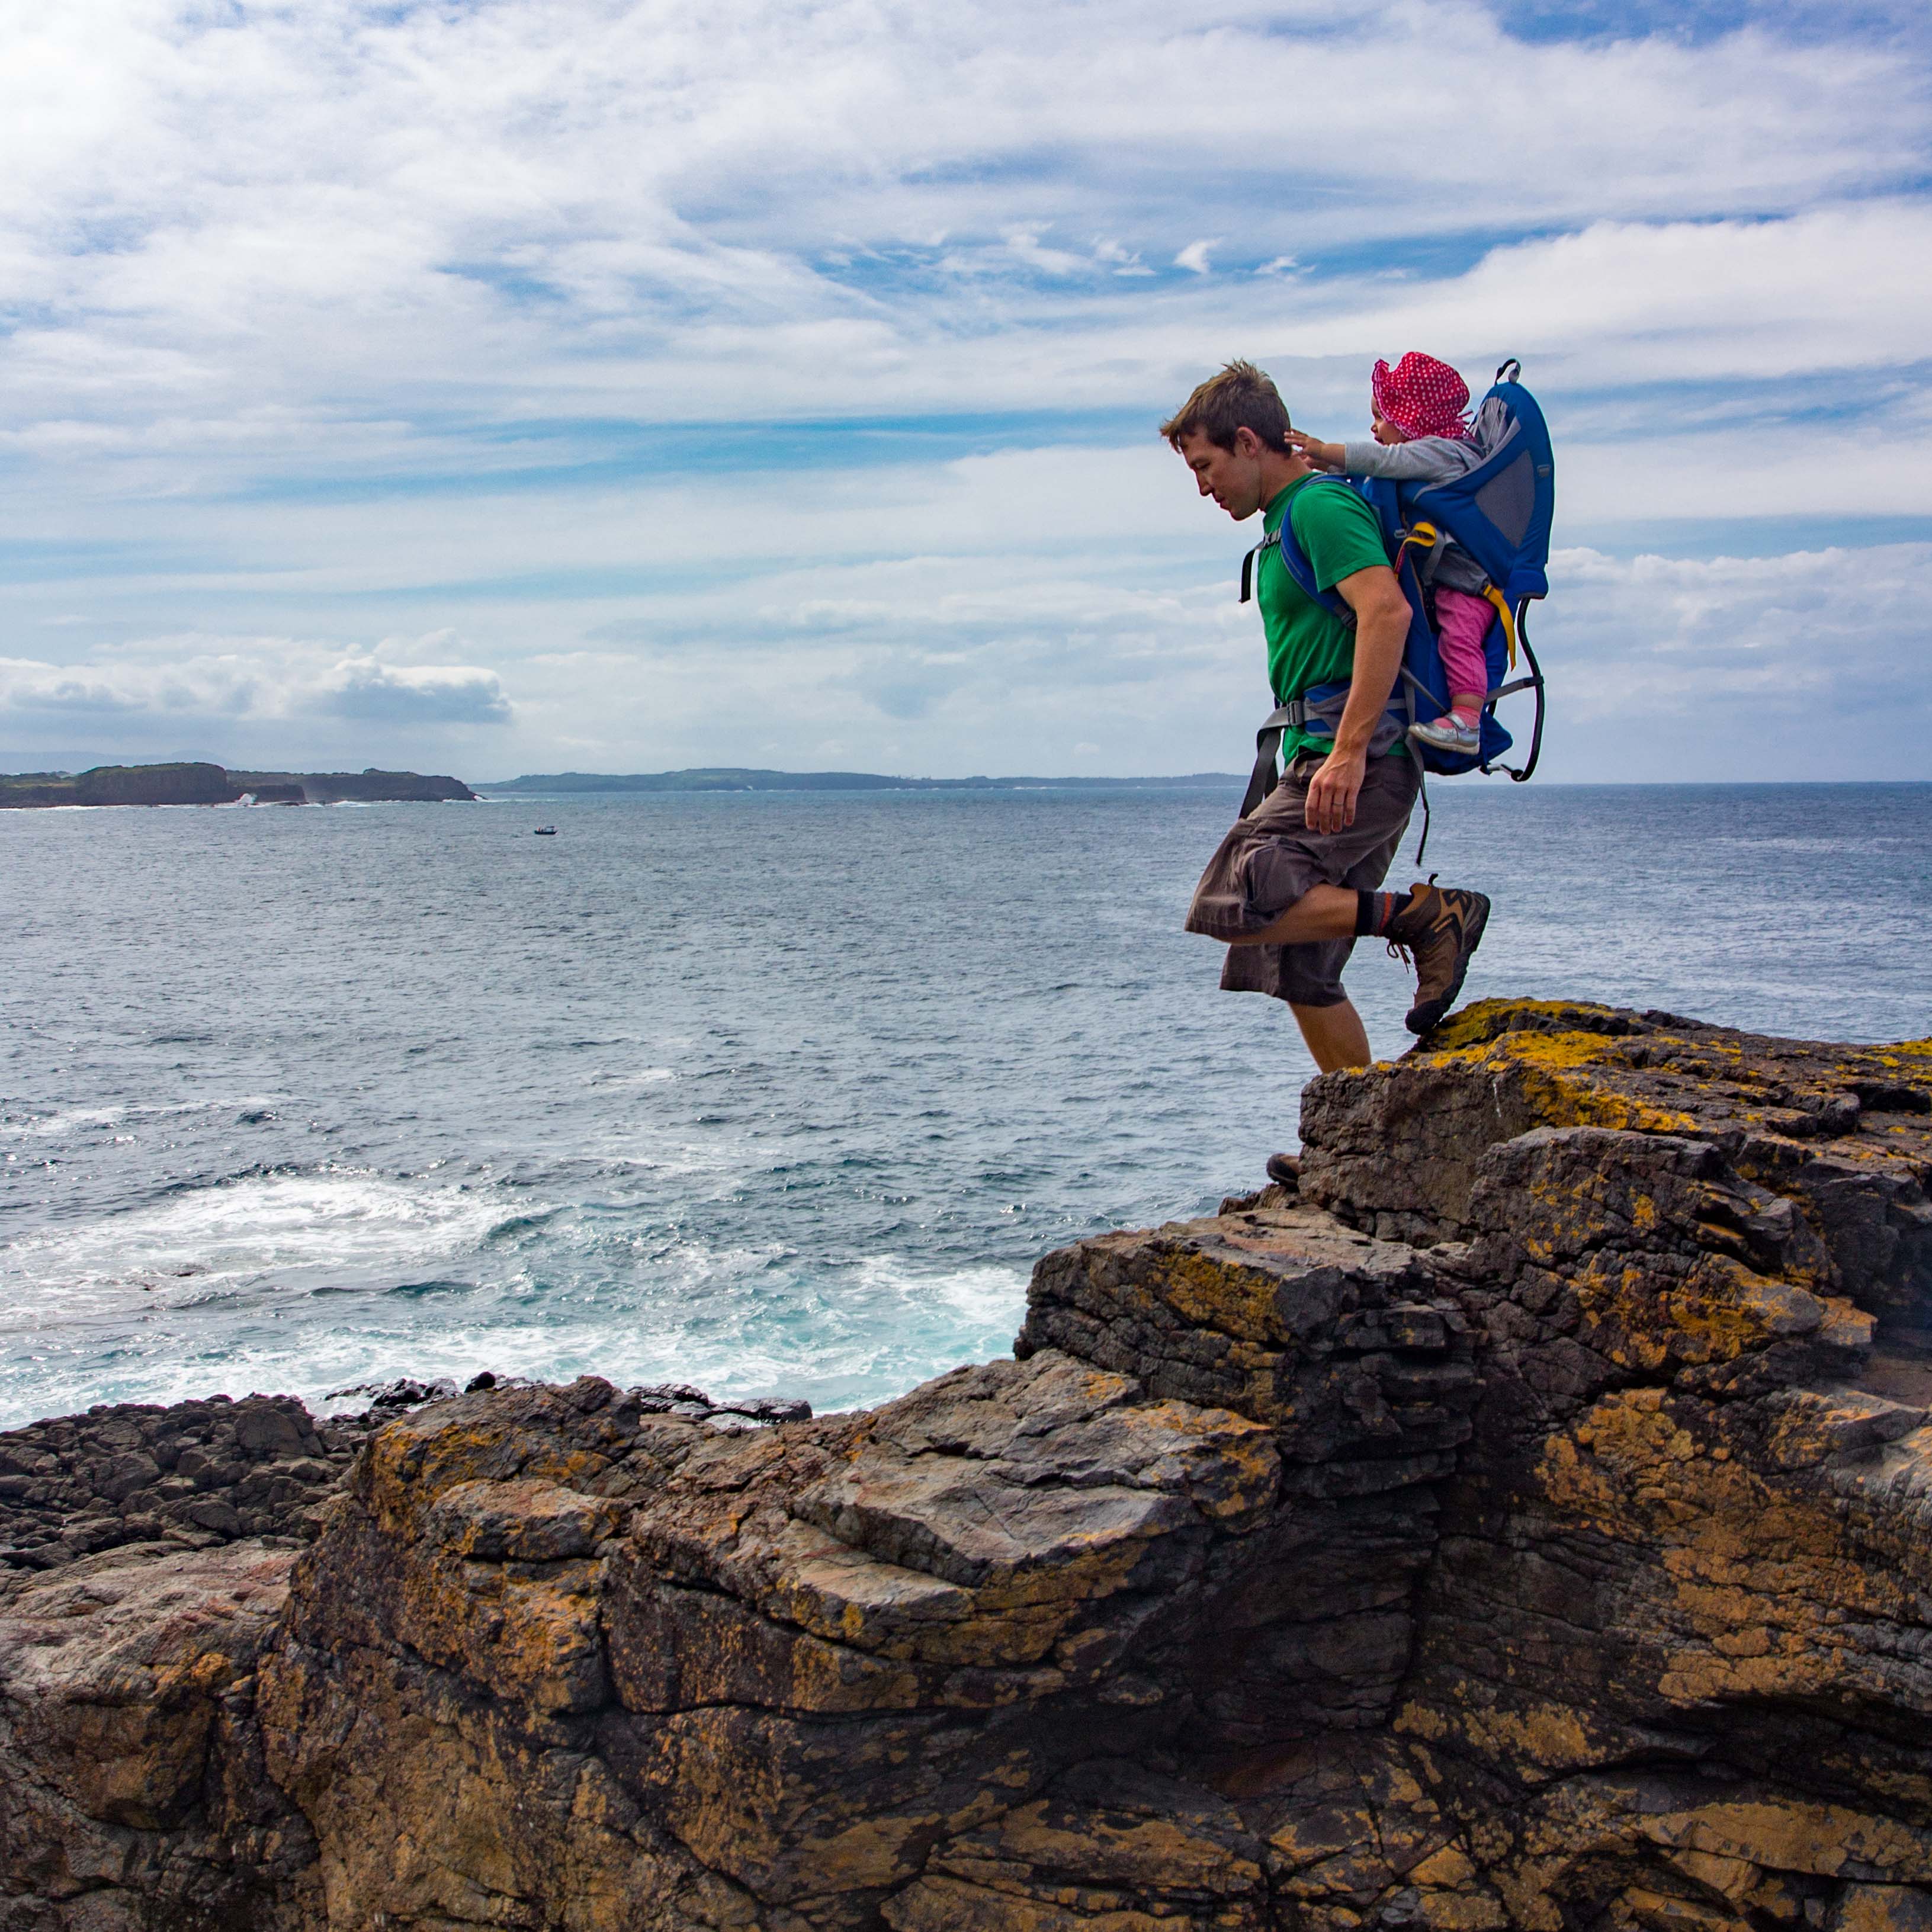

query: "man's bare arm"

left=1304, top=563, right=1409, bottom=835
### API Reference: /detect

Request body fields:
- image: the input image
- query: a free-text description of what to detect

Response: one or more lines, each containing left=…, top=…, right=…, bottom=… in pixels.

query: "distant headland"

left=477, top=766, right=1242, bottom=794
left=0, top=762, right=1246, bottom=810
left=0, top=763, right=478, bottom=808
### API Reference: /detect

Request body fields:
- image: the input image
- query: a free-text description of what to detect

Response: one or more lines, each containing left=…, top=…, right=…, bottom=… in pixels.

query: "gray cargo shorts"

left=1184, top=749, right=1419, bottom=1008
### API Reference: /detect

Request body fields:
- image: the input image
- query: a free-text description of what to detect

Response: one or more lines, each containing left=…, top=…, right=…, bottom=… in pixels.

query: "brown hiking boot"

left=1384, top=880, right=1491, bottom=1035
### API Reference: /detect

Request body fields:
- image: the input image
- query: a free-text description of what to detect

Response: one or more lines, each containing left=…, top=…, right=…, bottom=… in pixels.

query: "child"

left=1288, top=352, right=1492, bottom=756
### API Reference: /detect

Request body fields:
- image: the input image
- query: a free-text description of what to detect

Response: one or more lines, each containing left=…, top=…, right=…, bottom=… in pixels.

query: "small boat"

left=532, top=825, right=557, bottom=836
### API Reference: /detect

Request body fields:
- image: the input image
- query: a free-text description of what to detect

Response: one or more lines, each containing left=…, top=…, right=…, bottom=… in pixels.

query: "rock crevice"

left=5, top=1000, right=1932, bottom=1930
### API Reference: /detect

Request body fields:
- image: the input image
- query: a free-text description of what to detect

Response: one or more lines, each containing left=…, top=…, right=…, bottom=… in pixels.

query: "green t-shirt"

left=1254, top=475, right=1397, bottom=763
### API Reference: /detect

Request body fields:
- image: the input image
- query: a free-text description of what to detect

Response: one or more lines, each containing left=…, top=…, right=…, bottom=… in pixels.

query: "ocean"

left=4, top=781, right=1927, bottom=1430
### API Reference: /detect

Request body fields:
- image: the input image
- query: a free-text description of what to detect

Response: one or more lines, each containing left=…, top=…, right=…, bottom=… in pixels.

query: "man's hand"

left=1285, top=430, right=1344, bottom=471
left=1305, top=746, right=1367, bottom=833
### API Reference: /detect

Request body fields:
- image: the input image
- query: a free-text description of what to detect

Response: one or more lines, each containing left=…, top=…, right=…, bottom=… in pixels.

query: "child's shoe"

left=1408, top=710, right=1480, bottom=755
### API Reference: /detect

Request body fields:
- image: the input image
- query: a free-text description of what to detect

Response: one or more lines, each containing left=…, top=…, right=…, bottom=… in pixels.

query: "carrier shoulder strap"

left=1238, top=477, right=1363, bottom=624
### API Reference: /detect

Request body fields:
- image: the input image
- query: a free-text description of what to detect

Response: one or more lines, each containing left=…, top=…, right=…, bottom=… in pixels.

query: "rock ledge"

left=5, top=1000, right=1931, bottom=1930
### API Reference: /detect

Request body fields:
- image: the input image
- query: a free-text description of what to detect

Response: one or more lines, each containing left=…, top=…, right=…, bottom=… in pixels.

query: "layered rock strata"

left=4, top=1000, right=1931, bottom=1930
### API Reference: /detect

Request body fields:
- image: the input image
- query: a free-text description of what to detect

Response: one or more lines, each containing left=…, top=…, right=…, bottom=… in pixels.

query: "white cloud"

left=320, top=661, right=512, bottom=725
left=0, top=638, right=511, bottom=744
left=1542, top=543, right=1932, bottom=728
left=1, top=0, right=1924, bottom=458
left=0, top=0, right=1927, bottom=779
left=1093, top=238, right=1153, bottom=277
left=6, top=461, right=1920, bottom=783
left=1262, top=203, right=1932, bottom=390
left=489, top=534, right=1931, bottom=782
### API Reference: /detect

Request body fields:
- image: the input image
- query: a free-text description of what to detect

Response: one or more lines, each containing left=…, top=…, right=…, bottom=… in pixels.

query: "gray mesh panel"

left=1471, top=399, right=1519, bottom=460
left=1474, top=450, right=1535, bottom=545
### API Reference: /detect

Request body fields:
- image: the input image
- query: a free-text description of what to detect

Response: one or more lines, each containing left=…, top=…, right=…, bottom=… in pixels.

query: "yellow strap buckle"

left=1395, top=521, right=1441, bottom=569
left=1484, top=586, right=1519, bottom=668
left=1403, top=522, right=1519, bottom=670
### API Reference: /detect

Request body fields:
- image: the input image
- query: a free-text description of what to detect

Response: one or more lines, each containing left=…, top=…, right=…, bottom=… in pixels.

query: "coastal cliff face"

left=5, top=1000, right=1931, bottom=1931
left=223, top=769, right=479, bottom=804
left=0, top=764, right=242, bottom=808
left=0, top=764, right=477, bottom=808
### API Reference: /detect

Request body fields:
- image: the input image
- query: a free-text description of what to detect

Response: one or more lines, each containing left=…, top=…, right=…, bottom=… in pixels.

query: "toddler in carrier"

left=1288, top=352, right=1493, bottom=756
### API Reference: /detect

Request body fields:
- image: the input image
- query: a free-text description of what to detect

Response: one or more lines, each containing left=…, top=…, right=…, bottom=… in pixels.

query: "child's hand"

left=1286, top=430, right=1344, bottom=471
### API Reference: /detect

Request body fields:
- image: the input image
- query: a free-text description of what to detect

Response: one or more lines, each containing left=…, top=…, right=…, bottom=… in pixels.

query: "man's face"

left=1176, top=426, right=1268, bottom=521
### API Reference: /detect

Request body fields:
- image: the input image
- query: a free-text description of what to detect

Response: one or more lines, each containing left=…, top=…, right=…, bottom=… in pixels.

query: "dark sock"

left=1355, top=890, right=1407, bottom=937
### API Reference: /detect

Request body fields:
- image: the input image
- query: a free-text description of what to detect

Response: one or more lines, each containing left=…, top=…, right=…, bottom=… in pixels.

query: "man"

left=1163, top=360, right=1490, bottom=1079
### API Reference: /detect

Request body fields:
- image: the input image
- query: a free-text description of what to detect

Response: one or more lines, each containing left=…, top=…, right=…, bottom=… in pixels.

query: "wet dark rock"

left=625, top=1381, right=814, bottom=1423
left=325, top=1375, right=461, bottom=1413
left=0, top=1394, right=362, bottom=1575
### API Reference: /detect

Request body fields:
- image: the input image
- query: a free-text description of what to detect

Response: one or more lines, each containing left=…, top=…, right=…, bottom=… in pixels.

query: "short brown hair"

left=1160, top=360, right=1292, bottom=453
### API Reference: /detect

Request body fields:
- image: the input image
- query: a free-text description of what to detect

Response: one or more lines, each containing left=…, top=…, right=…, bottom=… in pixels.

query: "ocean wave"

left=0, top=1170, right=508, bottom=1326
left=11, top=783, right=1921, bottom=1436
left=1, top=1095, right=290, bottom=1141
left=0, top=1234, right=1030, bottom=1429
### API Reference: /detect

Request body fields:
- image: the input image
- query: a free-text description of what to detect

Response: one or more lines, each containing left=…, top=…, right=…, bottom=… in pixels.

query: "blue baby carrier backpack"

left=1237, top=359, right=1554, bottom=855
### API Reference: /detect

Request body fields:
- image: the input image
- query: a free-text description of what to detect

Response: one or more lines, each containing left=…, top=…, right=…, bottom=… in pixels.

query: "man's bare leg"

left=1227, top=878, right=1491, bottom=1060
left=1223, top=882, right=1357, bottom=948
left=1291, top=998, right=1372, bottom=1071
left=1220, top=884, right=1373, bottom=1070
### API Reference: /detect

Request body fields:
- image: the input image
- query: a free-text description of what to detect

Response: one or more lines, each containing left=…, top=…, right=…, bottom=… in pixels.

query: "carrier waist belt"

left=1240, top=683, right=1405, bottom=820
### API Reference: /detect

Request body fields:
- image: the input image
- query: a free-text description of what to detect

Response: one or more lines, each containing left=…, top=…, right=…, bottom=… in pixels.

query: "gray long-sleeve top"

left=1340, top=435, right=1481, bottom=484
left=1340, top=436, right=1488, bottom=595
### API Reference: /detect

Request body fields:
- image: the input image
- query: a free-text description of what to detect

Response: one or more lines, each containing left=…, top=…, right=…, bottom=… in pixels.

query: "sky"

left=2, top=0, right=1929, bottom=783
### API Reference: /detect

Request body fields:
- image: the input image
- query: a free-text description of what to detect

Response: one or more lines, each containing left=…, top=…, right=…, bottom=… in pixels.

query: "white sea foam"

left=0, top=1171, right=506, bottom=1327
left=645, top=1256, right=1032, bottom=1413
left=848, top=1256, right=1028, bottom=1328
left=2, top=1096, right=290, bottom=1140
left=332, top=1252, right=1021, bottom=1421
left=4, top=1105, right=131, bottom=1138
left=580, top=1135, right=752, bottom=1182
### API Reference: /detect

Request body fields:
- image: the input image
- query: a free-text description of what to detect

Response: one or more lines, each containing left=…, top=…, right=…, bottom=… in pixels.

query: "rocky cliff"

left=0, top=764, right=242, bottom=808
left=5, top=999, right=1931, bottom=1931
left=0, top=764, right=477, bottom=808
left=224, top=769, right=479, bottom=804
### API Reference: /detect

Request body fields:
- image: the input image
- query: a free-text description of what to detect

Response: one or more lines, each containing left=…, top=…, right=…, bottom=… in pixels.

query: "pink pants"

left=1434, top=588, right=1493, bottom=707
